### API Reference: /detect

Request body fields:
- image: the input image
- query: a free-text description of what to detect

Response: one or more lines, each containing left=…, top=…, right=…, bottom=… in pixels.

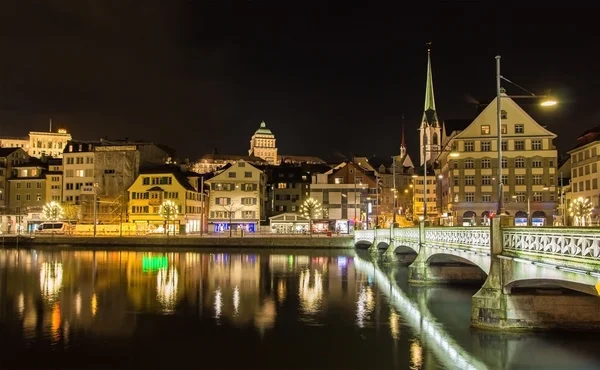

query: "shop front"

left=269, top=213, right=309, bottom=234
left=212, top=222, right=257, bottom=233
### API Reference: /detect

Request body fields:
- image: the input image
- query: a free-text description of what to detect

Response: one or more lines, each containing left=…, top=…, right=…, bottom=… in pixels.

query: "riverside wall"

left=1, top=235, right=355, bottom=249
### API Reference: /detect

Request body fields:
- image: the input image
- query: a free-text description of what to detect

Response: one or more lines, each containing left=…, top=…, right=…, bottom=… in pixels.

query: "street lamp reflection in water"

left=356, top=285, right=374, bottom=328
left=156, top=267, right=179, bottom=314
left=299, top=269, right=323, bottom=315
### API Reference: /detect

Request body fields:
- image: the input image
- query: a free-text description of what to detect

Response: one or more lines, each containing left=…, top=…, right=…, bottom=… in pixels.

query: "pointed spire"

left=401, top=123, right=406, bottom=147
left=422, top=42, right=439, bottom=127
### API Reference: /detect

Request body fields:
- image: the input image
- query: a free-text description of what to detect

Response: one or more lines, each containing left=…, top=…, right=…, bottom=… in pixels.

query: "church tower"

left=400, top=123, right=407, bottom=158
left=419, top=45, right=442, bottom=165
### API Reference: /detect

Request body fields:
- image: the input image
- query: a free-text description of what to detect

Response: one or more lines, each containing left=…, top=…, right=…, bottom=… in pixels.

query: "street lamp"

left=495, top=55, right=558, bottom=216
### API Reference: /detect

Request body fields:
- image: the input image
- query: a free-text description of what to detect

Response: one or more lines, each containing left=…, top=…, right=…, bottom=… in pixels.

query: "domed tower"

left=249, top=121, right=278, bottom=164
left=419, top=45, right=442, bottom=165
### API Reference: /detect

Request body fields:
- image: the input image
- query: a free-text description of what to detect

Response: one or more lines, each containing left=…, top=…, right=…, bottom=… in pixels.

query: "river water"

left=0, top=248, right=599, bottom=369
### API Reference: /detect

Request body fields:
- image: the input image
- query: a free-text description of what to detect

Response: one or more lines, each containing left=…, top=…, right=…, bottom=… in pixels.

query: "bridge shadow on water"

left=354, top=250, right=600, bottom=370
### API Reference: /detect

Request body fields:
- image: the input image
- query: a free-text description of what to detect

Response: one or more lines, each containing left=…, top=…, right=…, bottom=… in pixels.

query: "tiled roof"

left=0, top=147, right=22, bottom=157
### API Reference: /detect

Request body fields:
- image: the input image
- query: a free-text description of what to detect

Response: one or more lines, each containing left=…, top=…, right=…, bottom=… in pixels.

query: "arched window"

left=432, top=133, right=438, bottom=145
left=422, top=133, right=428, bottom=145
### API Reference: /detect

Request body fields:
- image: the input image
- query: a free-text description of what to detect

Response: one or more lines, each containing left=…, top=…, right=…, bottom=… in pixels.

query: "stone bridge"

left=354, top=220, right=600, bottom=330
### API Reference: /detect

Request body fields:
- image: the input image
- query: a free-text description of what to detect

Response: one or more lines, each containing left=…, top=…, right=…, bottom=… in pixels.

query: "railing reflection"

left=353, top=256, right=487, bottom=370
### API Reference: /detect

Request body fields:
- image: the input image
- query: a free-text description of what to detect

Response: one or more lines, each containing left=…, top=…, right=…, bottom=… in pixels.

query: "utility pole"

left=200, top=176, right=204, bottom=236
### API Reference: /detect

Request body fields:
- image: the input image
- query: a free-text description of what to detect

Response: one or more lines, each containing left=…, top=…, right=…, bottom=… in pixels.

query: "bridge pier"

left=472, top=218, right=600, bottom=330
left=367, top=237, right=381, bottom=254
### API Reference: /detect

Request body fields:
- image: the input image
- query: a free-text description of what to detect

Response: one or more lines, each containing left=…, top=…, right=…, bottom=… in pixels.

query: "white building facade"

left=206, top=160, right=267, bottom=233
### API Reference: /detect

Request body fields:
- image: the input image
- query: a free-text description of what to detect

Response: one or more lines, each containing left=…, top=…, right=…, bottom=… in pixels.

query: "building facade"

left=0, top=136, right=30, bottom=151
left=567, top=125, right=600, bottom=224
left=8, top=160, right=46, bottom=232
left=0, top=148, right=29, bottom=214
left=438, top=94, right=558, bottom=226
left=248, top=121, right=278, bottom=165
left=128, top=168, right=205, bottom=234
left=310, top=162, right=377, bottom=232
left=62, top=141, right=96, bottom=205
left=29, top=129, right=72, bottom=158
left=206, top=160, right=267, bottom=233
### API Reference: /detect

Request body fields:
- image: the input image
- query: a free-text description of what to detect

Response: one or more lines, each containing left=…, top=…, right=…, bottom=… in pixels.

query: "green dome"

left=255, top=121, right=273, bottom=135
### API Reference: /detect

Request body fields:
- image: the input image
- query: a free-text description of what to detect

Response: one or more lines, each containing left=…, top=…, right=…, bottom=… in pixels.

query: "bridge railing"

left=393, top=227, right=420, bottom=242
left=354, top=229, right=375, bottom=242
left=423, top=227, right=490, bottom=251
left=503, top=227, right=600, bottom=262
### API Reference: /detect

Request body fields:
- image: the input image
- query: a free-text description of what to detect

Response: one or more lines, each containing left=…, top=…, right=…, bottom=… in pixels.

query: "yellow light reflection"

left=233, top=286, right=240, bottom=317
left=91, top=293, right=97, bottom=317
left=254, top=297, right=276, bottom=331
left=156, top=267, right=179, bottom=314
left=277, top=280, right=286, bottom=306
left=298, top=269, right=323, bottom=315
left=39, top=262, right=63, bottom=304
left=356, top=286, right=374, bottom=328
left=17, top=292, right=24, bottom=316
left=389, top=309, right=400, bottom=340
left=411, top=340, right=423, bottom=369
left=50, top=302, right=61, bottom=342
left=75, top=293, right=82, bottom=317
left=214, top=287, right=222, bottom=320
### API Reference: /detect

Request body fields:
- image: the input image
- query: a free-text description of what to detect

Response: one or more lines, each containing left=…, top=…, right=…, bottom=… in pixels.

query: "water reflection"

left=214, top=287, right=223, bottom=321
left=356, top=286, right=374, bottom=328
left=40, top=262, right=63, bottom=304
left=2, top=249, right=599, bottom=370
left=298, top=268, right=323, bottom=316
left=156, top=267, right=179, bottom=313
left=389, top=309, right=400, bottom=340
left=410, top=339, right=423, bottom=369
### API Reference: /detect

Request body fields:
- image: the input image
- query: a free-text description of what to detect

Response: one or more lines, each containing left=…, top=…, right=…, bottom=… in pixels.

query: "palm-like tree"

left=300, top=198, right=322, bottom=236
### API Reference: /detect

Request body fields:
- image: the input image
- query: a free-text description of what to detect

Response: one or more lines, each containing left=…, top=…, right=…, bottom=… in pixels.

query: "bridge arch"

left=504, top=278, right=598, bottom=296
left=376, top=241, right=390, bottom=250
left=355, top=241, right=372, bottom=250
left=426, top=253, right=488, bottom=276
left=392, top=244, right=418, bottom=254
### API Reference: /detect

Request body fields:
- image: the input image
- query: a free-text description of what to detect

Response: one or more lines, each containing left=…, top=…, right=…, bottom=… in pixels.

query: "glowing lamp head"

left=449, top=152, right=460, bottom=158
left=540, top=99, right=557, bottom=107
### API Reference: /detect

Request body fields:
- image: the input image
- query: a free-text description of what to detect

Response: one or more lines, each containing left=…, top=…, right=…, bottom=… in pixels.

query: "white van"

left=37, top=222, right=70, bottom=235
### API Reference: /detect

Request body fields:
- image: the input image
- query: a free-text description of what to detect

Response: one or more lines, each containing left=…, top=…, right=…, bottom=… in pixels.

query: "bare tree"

left=219, top=202, right=245, bottom=237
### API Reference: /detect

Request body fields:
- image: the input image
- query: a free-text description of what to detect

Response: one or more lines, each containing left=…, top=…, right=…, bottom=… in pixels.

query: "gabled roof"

left=139, top=165, right=207, bottom=192
left=0, top=147, right=23, bottom=157
left=443, top=119, right=472, bottom=137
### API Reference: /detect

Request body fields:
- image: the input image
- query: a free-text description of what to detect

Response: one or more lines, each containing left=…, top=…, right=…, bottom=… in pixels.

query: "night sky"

left=0, top=2, right=596, bottom=162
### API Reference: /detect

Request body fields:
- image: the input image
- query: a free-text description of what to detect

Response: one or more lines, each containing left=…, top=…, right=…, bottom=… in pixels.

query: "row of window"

left=459, top=192, right=551, bottom=203
left=480, top=122, right=525, bottom=135
left=228, top=171, right=253, bottom=178
left=215, top=197, right=258, bottom=206
left=15, top=182, right=42, bottom=189
left=572, top=162, right=598, bottom=178
left=210, top=210, right=256, bottom=219
left=573, top=178, right=599, bottom=193
left=571, top=146, right=598, bottom=164
left=65, top=182, right=93, bottom=191
left=15, top=194, right=42, bottom=201
left=463, top=138, right=543, bottom=152
left=211, top=183, right=258, bottom=191
left=453, top=157, right=554, bottom=169
left=65, top=156, right=93, bottom=165
left=455, top=175, right=553, bottom=186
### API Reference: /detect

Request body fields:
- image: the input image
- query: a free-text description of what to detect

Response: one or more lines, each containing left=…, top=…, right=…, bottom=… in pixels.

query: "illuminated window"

left=481, top=125, right=490, bottom=135
left=514, top=124, right=524, bottom=134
